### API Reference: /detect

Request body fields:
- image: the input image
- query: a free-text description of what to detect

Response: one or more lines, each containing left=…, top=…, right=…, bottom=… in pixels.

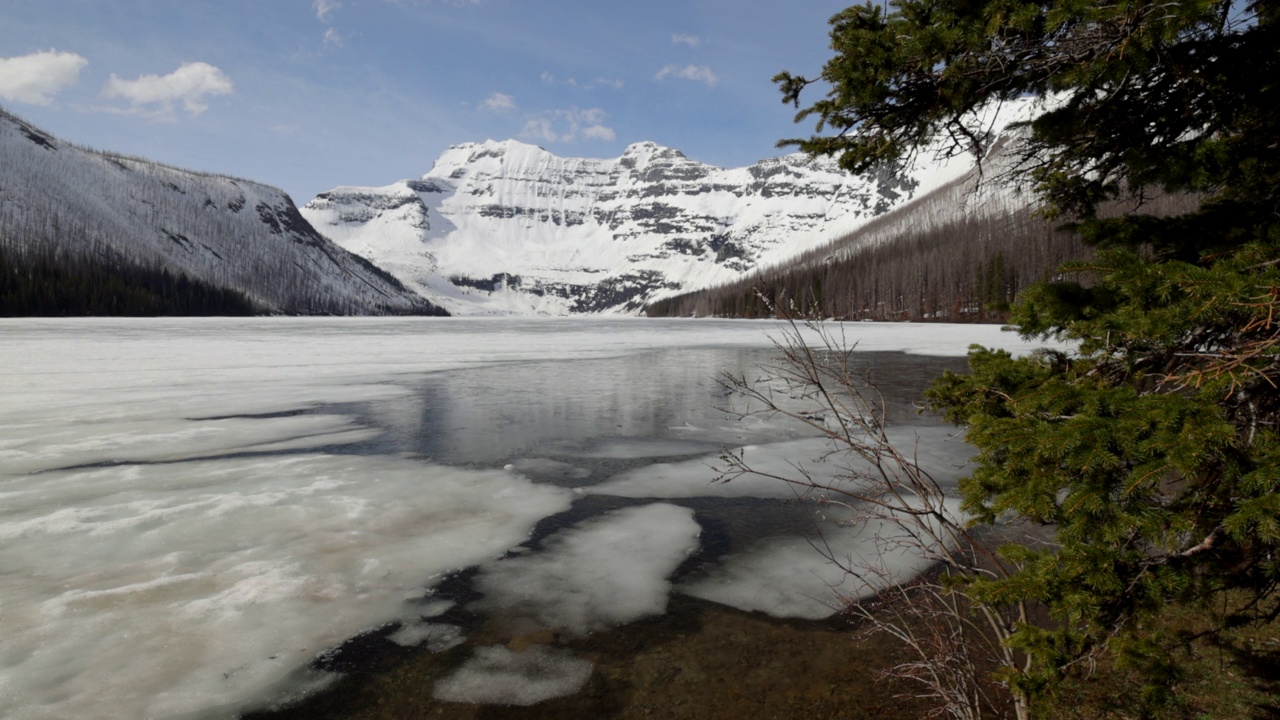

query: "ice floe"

left=472, top=504, right=701, bottom=637
left=433, top=645, right=594, bottom=706
left=681, top=501, right=966, bottom=619
left=589, top=426, right=972, bottom=500
left=0, top=454, right=570, bottom=719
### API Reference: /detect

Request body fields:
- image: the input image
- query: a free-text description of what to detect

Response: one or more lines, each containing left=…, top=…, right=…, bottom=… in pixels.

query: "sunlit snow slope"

left=0, top=106, right=439, bottom=315
left=302, top=139, right=982, bottom=315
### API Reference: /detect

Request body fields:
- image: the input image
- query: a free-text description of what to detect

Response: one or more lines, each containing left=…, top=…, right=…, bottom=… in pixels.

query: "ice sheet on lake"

left=472, top=504, right=701, bottom=637
left=433, top=645, right=594, bottom=706
left=0, top=317, right=1061, bottom=719
left=680, top=501, right=965, bottom=619
left=0, top=454, right=570, bottom=720
left=582, top=429, right=974, bottom=621
left=588, top=426, right=972, bottom=500
left=0, top=413, right=381, bottom=475
left=505, top=458, right=591, bottom=482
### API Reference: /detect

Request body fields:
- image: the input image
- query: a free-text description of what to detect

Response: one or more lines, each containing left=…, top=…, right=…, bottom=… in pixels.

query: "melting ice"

left=0, top=317, right=1060, bottom=718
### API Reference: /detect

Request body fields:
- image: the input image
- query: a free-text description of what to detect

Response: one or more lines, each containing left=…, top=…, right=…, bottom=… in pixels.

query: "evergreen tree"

left=779, top=0, right=1279, bottom=713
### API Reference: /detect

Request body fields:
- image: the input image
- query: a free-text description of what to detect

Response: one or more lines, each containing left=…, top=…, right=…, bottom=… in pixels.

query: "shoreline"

left=245, top=593, right=934, bottom=719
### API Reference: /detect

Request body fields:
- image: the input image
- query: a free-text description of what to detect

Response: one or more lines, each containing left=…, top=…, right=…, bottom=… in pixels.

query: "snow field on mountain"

left=301, top=98, right=1043, bottom=316
left=301, top=141, right=953, bottom=315
left=0, top=317, right=1062, bottom=718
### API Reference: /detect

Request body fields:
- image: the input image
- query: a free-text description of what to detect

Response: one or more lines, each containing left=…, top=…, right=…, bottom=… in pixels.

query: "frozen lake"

left=0, top=317, right=1054, bottom=719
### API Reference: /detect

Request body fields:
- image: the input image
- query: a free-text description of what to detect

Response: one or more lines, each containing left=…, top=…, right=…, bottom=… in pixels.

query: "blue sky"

left=0, top=0, right=850, bottom=202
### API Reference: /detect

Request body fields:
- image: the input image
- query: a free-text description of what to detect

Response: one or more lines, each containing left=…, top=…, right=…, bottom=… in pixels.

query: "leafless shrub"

left=716, top=313, right=1035, bottom=720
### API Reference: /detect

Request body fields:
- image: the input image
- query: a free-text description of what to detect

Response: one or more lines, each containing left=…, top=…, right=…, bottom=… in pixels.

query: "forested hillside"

left=646, top=168, right=1194, bottom=321
left=0, top=240, right=257, bottom=316
left=0, top=106, right=445, bottom=316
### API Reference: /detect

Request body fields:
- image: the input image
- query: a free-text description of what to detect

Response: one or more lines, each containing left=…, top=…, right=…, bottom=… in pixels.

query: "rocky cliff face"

left=302, top=139, right=978, bottom=315
left=0, top=106, right=441, bottom=315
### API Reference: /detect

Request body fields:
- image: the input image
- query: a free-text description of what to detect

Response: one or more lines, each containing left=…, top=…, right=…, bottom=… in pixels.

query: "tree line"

left=0, top=235, right=258, bottom=316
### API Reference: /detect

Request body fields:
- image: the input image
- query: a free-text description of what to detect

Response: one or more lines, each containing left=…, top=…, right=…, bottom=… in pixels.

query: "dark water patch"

left=239, top=346, right=968, bottom=719
left=303, top=348, right=964, bottom=468
left=517, top=494, right=647, bottom=548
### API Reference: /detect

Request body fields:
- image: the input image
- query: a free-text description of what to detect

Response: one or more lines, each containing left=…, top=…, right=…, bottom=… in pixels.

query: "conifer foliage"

left=0, top=242, right=258, bottom=316
left=780, top=0, right=1279, bottom=713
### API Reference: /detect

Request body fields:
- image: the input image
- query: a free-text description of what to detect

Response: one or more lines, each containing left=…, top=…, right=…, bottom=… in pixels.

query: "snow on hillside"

left=299, top=143, right=960, bottom=316
left=0, top=106, right=440, bottom=315
left=302, top=99, right=1041, bottom=316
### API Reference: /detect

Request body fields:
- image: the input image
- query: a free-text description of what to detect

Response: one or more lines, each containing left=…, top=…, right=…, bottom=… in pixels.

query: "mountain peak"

left=303, top=129, right=974, bottom=316
left=623, top=141, right=661, bottom=154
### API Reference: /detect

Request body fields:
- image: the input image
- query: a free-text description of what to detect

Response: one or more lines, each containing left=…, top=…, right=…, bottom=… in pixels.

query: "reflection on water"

left=357, top=347, right=963, bottom=468
left=250, top=347, right=969, bottom=718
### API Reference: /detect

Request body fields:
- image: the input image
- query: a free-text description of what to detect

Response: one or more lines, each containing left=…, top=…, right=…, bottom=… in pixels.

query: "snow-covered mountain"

left=301, top=138, right=984, bottom=315
left=0, top=107, right=440, bottom=315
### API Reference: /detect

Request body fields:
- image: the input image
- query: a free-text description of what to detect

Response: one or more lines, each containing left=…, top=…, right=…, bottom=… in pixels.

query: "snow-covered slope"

left=302, top=138, right=984, bottom=315
left=0, top=107, right=440, bottom=315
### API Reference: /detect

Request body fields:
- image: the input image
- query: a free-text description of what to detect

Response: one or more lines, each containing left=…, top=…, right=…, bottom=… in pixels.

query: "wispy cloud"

left=655, top=64, right=718, bottom=88
left=671, top=33, right=702, bottom=48
left=101, top=62, right=233, bottom=119
left=312, top=0, right=344, bottom=48
left=569, top=77, right=623, bottom=90
left=520, top=117, right=558, bottom=143
left=313, top=0, right=339, bottom=22
left=0, top=50, right=88, bottom=106
left=582, top=123, right=616, bottom=141
left=539, top=72, right=623, bottom=91
left=480, top=92, right=515, bottom=113
left=520, top=106, right=614, bottom=143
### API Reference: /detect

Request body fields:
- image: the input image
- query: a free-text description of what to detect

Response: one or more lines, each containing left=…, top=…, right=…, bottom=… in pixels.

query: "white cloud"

left=569, top=77, right=623, bottom=90
left=582, top=124, right=616, bottom=141
left=313, top=0, right=339, bottom=22
left=101, top=62, right=233, bottom=118
left=519, top=107, right=615, bottom=144
left=655, top=64, right=718, bottom=88
left=322, top=27, right=344, bottom=47
left=0, top=50, right=88, bottom=106
left=671, top=33, right=702, bottom=48
left=579, top=107, right=606, bottom=124
left=520, top=117, right=558, bottom=143
left=480, top=92, right=515, bottom=113
left=544, top=73, right=623, bottom=91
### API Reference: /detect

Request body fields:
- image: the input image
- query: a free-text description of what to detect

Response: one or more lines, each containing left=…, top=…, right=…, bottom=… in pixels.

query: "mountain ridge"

left=301, top=129, right=998, bottom=315
left=0, top=105, right=445, bottom=316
